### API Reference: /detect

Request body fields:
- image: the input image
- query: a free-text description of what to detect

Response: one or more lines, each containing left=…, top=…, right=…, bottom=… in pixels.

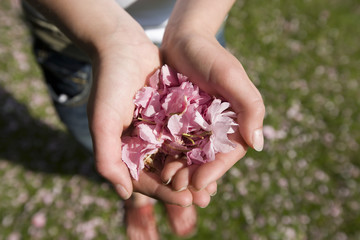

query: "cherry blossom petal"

left=161, top=64, right=179, bottom=87
left=149, top=69, right=160, bottom=89
left=137, top=123, right=163, bottom=146
left=187, top=148, right=205, bottom=165
left=211, top=123, right=237, bottom=153
left=194, top=111, right=210, bottom=131
left=162, top=91, right=187, bottom=115
left=142, top=91, right=161, bottom=118
left=123, top=65, right=239, bottom=180
left=121, top=137, right=158, bottom=180
left=203, top=140, right=215, bottom=162
left=167, top=114, right=183, bottom=136
left=134, top=87, right=155, bottom=108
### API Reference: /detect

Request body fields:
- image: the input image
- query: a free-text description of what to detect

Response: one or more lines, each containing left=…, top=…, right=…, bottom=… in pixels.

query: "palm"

left=88, top=42, right=212, bottom=206
left=160, top=34, right=264, bottom=192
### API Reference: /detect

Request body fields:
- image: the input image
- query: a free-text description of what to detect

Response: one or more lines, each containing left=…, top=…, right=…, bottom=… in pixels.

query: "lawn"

left=1, top=0, right=359, bottom=239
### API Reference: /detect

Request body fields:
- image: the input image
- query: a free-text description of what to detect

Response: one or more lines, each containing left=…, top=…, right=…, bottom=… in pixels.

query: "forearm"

left=25, top=0, right=149, bottom=57
left=163, top=0, right=235, bottom=42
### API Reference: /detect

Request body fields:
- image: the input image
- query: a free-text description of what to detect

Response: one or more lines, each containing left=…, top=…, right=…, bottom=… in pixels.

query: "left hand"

left=159, top=0, right=265, bottom=199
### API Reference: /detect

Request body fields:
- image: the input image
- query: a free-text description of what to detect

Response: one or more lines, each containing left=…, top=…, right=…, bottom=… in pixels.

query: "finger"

left=164, top=38, right=265, bottom=151
left=133, top=170, right=193, bottom=207
left=191, top=131, right=247, bottom=191
left=209, top=50, right=266, bottom=152
left=161, top=156, right=188, bottom=185
left=189, top=187, right=211, bottom=208
left=205, top=181, right=217, bottom=197
left=171, top=164, right=199, bottom=192
left=89, top=106, right=133, bottom=200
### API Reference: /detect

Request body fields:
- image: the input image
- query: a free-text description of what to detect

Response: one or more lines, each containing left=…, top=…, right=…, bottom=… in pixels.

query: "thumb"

left=210, top=52, right=265, bottom=151
left=236, top=97, right=265, bottom=152
left=89, top=109, right=134, bottom=200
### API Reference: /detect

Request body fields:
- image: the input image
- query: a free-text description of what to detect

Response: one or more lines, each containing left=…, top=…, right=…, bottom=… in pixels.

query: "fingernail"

left=171, top=202, right=192, bottom=207
left=253, top=129, right=264, bottom=152
left=163, top=177, right=172, bottom=185
left=175, top=186, right=187, bottom=192
left=190, top=185, right=206, bottom=192
left=181, top=203, right=193, bottom=208
left=210, top=190, right=217, bottom=197
left=194, top=185, right=206, bottom=192
left=115, top=184, right=130, bottom=200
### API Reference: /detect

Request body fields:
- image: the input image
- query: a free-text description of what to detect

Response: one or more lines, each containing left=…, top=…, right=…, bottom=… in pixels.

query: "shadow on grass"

left=0, top=86, right=103, bottom=182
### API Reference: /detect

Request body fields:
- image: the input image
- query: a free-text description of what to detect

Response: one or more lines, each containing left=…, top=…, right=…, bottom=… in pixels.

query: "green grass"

left=1, top=0, right=359, bottom=239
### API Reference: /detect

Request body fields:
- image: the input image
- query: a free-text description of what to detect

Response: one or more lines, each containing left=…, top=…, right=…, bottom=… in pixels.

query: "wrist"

left=77, top=10, right=152, bottom=61
left=162, top=0, right=233, bottom=48
left=26, top=0, right=151, bottom=61
left=89, top=28, right=152, bottom=62
left=162, top=18, right=213, bottom=49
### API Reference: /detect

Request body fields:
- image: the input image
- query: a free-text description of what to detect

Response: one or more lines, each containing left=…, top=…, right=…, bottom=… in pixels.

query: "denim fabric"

left=34, top=40, right=93, bottom=152
left=33, top=31, right=226, bottom=153
left=216, top=26, right=226, bottom=48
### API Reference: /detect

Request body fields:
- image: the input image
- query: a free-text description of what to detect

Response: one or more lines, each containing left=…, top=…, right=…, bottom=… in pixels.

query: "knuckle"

left=222, top=66, right=241, bottom=82
left=179, top=195, right=193, bottom=207
left=238, top=95, right=265, bottom=118
left=253, top=97, right=266, bottom=118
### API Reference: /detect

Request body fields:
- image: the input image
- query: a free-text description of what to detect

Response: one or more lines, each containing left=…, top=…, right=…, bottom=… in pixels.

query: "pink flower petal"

left=142, top=91, right=161, bottom=118
left=149, top=69, right=160, bottom=89
left=194, top=111, right=210, bottom=131
left=137, top=123, right=163, bottom=146
left=203, top=140, right=215, bottom=161
left=134, top=87, right=155, bottom=109
left=121, top=137, right=158, bottom=180
left=167, top=114, right=183, bottom=136
left=162, top=91, right=187, bottom=115
left=123, top=65, right=239, bottom=180
left=31, top=212, right=46, bottom=228
left=187, top=148, right=205, bottom=165
left=161, top=64, right=179, bottom=87
left=211, top=122, right=237, bottom=153
left=177, top=73, right=188, bottom=83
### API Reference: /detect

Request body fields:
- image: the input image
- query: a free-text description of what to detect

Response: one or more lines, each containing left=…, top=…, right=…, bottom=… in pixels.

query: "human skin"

left=160, top=0, right=265, bottom=196
left=25, top=0, right=265, bottom=207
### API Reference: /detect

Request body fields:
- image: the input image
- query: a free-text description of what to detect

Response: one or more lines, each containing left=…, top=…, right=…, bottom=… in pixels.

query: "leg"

left=165, top=204, right=197, bottom=237
left=33, top=39, right=93, bottom=152
left=33, top=39, right=159, bottom=240
left=125, top=193, right=159, bottom=240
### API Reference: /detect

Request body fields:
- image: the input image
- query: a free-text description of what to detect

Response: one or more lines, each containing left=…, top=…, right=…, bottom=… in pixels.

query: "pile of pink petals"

left=122, top=65, right=238, bottom=180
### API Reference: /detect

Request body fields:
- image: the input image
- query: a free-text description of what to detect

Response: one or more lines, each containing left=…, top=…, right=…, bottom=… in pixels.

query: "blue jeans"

left=33, top=31, right=226, bottom=153
left=34, top=40, right=93, bottom=152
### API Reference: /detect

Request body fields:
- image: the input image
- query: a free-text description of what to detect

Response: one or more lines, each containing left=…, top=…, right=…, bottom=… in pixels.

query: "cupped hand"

left=87, top=39, right=159, bottom=198
left=26, top=0, right=218, bottom=207
left=87, top=37, right=214, bottom=207
left=160, top=33, right=265, bottom=192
